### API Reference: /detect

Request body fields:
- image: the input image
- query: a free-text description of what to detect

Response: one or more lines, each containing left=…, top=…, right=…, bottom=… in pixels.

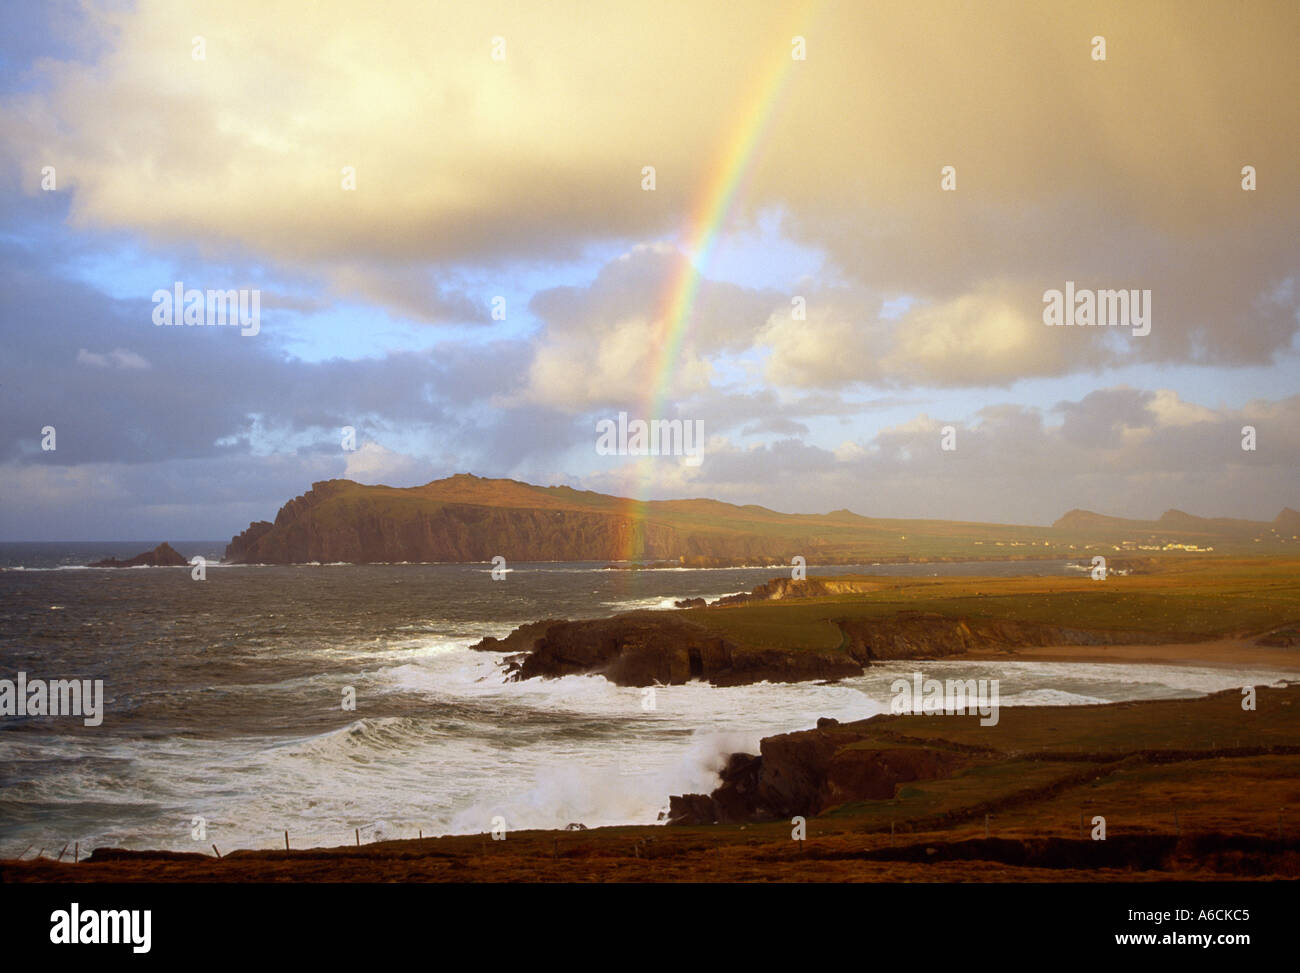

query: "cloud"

left=758, top=303, right=882, bottom=388
left=0, top=452, right=343, bottom=540
left=76, top=347, right=150, bottom=369
left=327, top=263, right=487, bottom=325
left=741, top=416, right=810, bottom=438
left=756, top=281, right=1115, bottom=390
left=3, top=0, right=1295, bottom=377
left=343, top=442, right=429, bottom=486
left=609, top=388, right=1300, bottom=524
left=1, top=1, right=1297, bottom=538
left=0, top=242, right=518, bottom=468
left=520, top=243, right=780, bottom=409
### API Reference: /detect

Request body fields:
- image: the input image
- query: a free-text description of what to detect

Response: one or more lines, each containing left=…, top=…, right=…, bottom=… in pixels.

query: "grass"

left=829, top=681, right=1300, bottom=754
left=823, top=760, right=1086, bottom=828
left=682, top=557, right=1300, bottom=650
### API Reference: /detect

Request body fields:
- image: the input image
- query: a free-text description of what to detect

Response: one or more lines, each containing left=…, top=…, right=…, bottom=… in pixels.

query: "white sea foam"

left=599, top=595, right=686, bottom=612
left=8, top=630, right=1295, bottom=855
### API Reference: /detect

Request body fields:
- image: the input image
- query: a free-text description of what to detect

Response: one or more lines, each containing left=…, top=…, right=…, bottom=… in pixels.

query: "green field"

left=681, top=557, right=1300, bottom=650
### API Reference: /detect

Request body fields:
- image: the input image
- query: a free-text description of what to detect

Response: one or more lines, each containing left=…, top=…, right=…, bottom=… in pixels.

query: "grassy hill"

left=223, top=474, right=1300, bottom=564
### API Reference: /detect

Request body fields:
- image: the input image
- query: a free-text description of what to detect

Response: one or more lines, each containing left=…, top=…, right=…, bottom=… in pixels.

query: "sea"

left=0, top=542, right=1290, bottom=855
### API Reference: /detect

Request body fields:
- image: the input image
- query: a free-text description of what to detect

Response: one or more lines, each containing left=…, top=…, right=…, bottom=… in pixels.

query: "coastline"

left=951, top=638, right=1300, bottom=671
left=7, top=684, right=1299, bottom=883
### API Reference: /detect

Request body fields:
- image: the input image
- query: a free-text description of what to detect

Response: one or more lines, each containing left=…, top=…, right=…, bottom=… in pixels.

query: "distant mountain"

left=223, top=476, right=1296, bottom=564
left=1052, top=509, right=1142, bottom=533
left=1053, top=507, right=1296, bottom=542
left=1275, top=507, right=1300, bottom=533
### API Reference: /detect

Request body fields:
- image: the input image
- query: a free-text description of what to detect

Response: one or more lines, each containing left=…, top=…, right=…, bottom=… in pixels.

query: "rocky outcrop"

left=472, top=615, right=862, bottom=687
left=823, top=747, right=968, bottom=804
left=476, top=595, right=1176, bottom=687
left=89, top=542, right=188, bottom=568
left=666, top=719, right=969, bottom=824
left=709, top=576, right=881, bottom=605
left=469, top=619, right=565, bottom=655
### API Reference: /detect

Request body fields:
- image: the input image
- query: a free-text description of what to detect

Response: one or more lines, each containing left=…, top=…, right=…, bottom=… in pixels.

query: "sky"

left=0, top=0, right=1297, bottom=540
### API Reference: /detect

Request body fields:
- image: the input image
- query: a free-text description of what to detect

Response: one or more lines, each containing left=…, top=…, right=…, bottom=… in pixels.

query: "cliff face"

left=225, top=521, right=274, bottom=561
left=224, top=478, right=813, bottom=564
left=666, top=718, right=969, bottom=824
left=225, top=474, right=1294, bottom=564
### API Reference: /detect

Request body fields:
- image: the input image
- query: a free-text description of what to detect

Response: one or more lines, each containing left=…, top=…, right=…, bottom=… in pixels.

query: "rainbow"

left=617, top=4, right=816, bottom=562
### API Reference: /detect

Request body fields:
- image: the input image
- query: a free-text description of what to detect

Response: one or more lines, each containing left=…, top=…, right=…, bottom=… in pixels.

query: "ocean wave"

left=598, top=595, right=688, bottom=611
left=999, top=688, right=1112, bottom=706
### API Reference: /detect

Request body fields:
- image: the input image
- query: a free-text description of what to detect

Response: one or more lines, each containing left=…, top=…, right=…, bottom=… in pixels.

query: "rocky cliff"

left=471, top=601, right=1170, bottom=687
left=470, top=614, right=862, bottom=687
left=666, top=717, right=970, bottom=824
left=225, top=477, right=829, bottom=564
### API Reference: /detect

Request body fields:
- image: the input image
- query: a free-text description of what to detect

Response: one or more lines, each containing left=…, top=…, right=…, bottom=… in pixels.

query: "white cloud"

left=76, top=348, right=151, bottom=370
left=343, top=442, right=428, bottom=486
left=8, top=1, right=1294, bottom=373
